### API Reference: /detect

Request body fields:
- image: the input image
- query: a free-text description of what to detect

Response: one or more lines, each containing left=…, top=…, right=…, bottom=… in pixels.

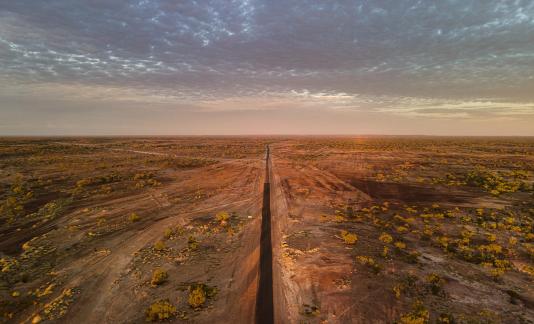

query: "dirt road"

left=256, top=146, right=274, bottom=324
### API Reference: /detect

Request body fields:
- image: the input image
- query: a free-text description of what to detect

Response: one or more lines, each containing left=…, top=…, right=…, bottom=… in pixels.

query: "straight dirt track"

left=255, top=146, right=274, bottom=324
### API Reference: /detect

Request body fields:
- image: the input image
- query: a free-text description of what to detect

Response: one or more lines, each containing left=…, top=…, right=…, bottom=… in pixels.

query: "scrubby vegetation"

left=129, top=212, right=140, bottom=222
left=465, top=167, right=531, bottom=195
left=278, top=136, right=534, bottom=323
left=1, top=137, right=533, bottom=323
left=150, top=268, right=168, bottom=286
left=153, top=241, right=166, bottom=251
left=356, top=255, right=382, bottom=274
left=0, top=175, right=34, bottom=223
left=340, top=230, right=358, bottom=244
left=145, top=300, right=176, bottom=321
left=188, top=283, right=218, bottom=309
left=397, top=300, right=429, bottom=324
left=0, top=137, right=263, bottom=323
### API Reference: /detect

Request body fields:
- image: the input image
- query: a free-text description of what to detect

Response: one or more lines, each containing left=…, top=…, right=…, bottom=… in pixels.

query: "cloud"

left=1, top=0, right=534, bottom=134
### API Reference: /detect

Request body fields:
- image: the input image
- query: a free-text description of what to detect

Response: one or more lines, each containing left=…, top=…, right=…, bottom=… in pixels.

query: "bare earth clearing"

left=1, top=136, right=533, bottom=323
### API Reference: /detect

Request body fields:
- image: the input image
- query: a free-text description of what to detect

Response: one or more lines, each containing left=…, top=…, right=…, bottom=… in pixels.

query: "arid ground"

left=1, top=136, right=533, bottom=323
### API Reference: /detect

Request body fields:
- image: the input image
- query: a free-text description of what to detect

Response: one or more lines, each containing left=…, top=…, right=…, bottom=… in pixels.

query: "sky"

left=1, top=0, right=534, bottom=136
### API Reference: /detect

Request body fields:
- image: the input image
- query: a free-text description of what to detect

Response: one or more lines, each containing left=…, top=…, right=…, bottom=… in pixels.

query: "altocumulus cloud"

left=1, top=0, right=534, bottom=134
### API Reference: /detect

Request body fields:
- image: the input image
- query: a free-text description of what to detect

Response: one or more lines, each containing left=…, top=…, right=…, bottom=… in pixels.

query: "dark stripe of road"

left=255, top=146, right=274, bottom=324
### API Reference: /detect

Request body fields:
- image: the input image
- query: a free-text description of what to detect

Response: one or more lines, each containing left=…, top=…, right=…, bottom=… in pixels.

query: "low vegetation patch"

left=145, top=300, right=176, bottom=322
left=153, top=241, right=166, bottom=251
left=356, top=255, right=382, bottom=274
left=340, top=230, right=358, bottom=245
left=187, top=283, right=218, bottom=309
left=129, top=212, right=140, bottom=222
left=150, top=268, right=168, bottom=286
left=397, top=300, right=429, bottom=324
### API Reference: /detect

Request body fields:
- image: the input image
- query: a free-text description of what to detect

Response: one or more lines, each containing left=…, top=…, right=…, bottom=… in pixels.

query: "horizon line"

left=1, top=134, right=534, bottom=138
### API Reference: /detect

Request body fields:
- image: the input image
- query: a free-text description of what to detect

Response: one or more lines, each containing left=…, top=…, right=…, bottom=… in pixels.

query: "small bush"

left=187, top=236, right=198, bottom=250
left=151, top=268, right=168, bottom=286
left=215, top=211, right=230, bottom=225
left=356, top=256, right=381, bottom=274
left=437, top=313, right=455, bottom=324
left=164, top=228, right=173, bottom=239
left=129, top=212, right=140, bottom=222
left=509, top=236, right=518, bottom=246
left=379, top=232, right=393, bottom=244
left=22, top=241, right=32, bottom=251
left=188, top=285, right=206, bottom=309
left=396, top=226, right=409, bottom=233
left=154, top=241, right=166, bottom=251
left=393, top=284, right=402, bottom=299
left=187, top=283, right=218, bottom=309
left=382, top=246, right=389, bottom=258
left=145, top=300, right=176, bottom=321
left=425, top=273, right=445, bottom=295
left=397, top=300, right=429, bottom=324
left=340, top=230, right=358, bottom=244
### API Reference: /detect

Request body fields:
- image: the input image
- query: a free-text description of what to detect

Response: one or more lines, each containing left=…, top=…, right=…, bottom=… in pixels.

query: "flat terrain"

left=0, top=137, right=268, bottom=323
left=271, top=137, right=534, bottom=323
left=1, top=136, right=534, bottom=323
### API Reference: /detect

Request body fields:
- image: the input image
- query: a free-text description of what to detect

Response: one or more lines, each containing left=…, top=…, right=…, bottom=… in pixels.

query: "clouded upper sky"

left=1, top=0, right=533, bottom=135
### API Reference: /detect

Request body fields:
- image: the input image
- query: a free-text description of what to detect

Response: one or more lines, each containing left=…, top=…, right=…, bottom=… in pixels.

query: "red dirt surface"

left=1, top=136, right=534, bottom=323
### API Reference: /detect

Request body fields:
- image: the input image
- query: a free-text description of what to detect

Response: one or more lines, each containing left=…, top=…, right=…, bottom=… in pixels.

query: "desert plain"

left=1, top=136, right=533, bottom=323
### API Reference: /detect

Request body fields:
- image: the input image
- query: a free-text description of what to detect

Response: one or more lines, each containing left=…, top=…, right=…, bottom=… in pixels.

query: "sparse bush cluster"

left=356, top=256, right=382, bottom=274
left=0, top=175, right=33, bottom=222
left=133, top=172, right=161, bottom=189
left=397, top=300, right=429, bottom=324
left=465, top=168, right=531, bottom=195
left=340, top=230, right=358, bottom=245
left=145, top=300, right=176, bottom=321
left=163, top=157, right=217, bottom=169
left=129, top=212, right=140, bottom=222
left=153, top=241, right=166, bottom=251
left=188, top=283, right=218, bottom=309
left=150, top=268, right=168, bottom=286
left=215, top=211, right=230, bottom=225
